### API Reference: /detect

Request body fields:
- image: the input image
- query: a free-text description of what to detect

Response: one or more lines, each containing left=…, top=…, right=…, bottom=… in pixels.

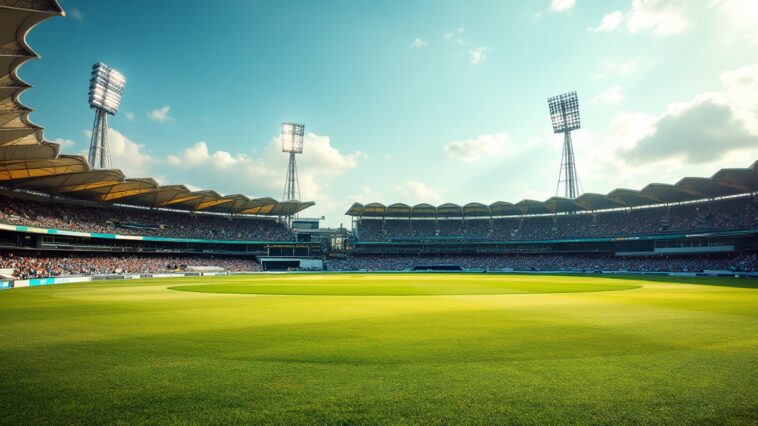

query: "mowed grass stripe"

left=169, top=273, right=642, bottom=295
left=0, top=274, right=755, bottom=424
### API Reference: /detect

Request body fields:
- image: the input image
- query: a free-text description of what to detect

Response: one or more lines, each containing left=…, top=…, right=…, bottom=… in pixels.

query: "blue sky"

left=21, top=0, right=758, bottom=226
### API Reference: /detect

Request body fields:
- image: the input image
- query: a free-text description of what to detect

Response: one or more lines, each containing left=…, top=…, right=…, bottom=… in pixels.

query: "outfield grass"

left=170, top=273, right=641, bottom=296
left=0, top=273, right=756, bottom=424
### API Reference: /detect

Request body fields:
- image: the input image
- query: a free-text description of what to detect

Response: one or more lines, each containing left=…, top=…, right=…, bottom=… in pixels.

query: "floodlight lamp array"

left=88, top=62, right=126, bottom=115
left=281, top=122, right=305, bottom=153
left=548, top=91, right=581, bottom=134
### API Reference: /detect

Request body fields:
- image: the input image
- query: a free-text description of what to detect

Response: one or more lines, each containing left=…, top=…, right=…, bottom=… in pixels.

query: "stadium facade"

left=0, top=1, right=320, bottom=269
left=345, top=164, right=758, bottom=255
left=0, top=1, right=756, bottom=283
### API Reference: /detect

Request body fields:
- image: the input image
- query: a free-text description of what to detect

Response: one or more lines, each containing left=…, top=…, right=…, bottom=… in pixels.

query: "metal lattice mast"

left=548, top=91, right=582, bottom=199
left=281, top=123, right=305, bottom=225
left=555, top=131, right=580, bottom=199
left=283, top=151, right=301, bottom=201
left=88, top=109, right=112, bottom=169
left=87, top=63, right=125, bottom=169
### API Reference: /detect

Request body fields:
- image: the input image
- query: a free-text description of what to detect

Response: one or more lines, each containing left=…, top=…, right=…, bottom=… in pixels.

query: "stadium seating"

left=0, top=194, right=294, bottom=241
left=354, top=196, right=758, bottom=242
left=0, top=252, right=261, bottom=279
left=325, top=253, right=758, bottom=273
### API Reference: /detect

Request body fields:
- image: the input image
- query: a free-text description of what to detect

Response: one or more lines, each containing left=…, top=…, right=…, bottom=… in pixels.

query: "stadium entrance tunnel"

left=263, top=260, right=300, bottom=271
left=168, top=273, right=642, bottom=296
left=259, top=257, right=324, bottom=271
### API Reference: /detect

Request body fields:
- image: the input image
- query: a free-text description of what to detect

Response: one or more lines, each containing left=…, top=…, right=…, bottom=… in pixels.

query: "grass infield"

left=0, top=273, right=756, bottom=424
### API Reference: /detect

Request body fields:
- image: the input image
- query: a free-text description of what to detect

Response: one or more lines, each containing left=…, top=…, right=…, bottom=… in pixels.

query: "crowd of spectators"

left=0, top=252, right=261, bottom=279
left=325, top=253, right=758, bottom=273
left=0, top=195, right=293, bottom=241
left=356, top=196, right=758, bottom=242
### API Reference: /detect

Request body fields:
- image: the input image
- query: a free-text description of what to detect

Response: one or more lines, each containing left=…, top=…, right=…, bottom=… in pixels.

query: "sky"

left=20, top=0, right=758, bottom=227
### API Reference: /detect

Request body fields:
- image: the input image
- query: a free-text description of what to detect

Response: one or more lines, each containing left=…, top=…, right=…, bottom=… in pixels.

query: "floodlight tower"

left=87, top=62, right=126, bottom=169
left=281, top=122, right=304, bottom=202
left=547, top=91, right=582, bottom=199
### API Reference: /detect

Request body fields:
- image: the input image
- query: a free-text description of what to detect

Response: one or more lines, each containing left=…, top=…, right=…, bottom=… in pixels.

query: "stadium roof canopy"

left=0, top=1, right=313, bottom=217
left=346, top=160, right=758, bottom=219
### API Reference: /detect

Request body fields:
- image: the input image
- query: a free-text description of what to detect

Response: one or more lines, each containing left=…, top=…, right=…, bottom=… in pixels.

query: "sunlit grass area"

left=0, top=274, right=756, bottom=424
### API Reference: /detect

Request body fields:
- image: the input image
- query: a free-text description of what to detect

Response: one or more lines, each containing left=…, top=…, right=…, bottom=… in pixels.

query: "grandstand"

left=339, top=164, right=758, bottom=272
left=0, top=1, right=320, bottom=279
left=0, top=1, right=756, bottom=281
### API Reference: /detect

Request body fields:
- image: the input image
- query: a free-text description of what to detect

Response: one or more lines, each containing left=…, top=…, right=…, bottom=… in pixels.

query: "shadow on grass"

left=578, top=274, right=758, bottom=289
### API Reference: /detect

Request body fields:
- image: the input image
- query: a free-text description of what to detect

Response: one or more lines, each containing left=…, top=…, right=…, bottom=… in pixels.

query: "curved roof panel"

left=437, top=203, right=462, bottom=218
left=489, top=201, right=518, bottom=216
left=640, top=183, right=700, bottom=204
left=0, top=156, right=88, bottom=181
left=411, top=203, right=436, bottom=218
left=0, top=3, right=312, bottom=218
left=516, top=199, right=551, bottom=215
left=385, top=203, right=411, bottom=218
left=712, top=168, right=758, bottom=193
left=606, top=189, right=659, bottom=207
left=463, top=202, right=490, bottom=217
left=0, top=142, right=59, bottom=161
left=544, top=197, right=582, bottom=214
left=13, top=169, right=125, bottom=194
left=345, top=202, right=364, bottom=216
left=361, top=202, right=386, bottom=217
left=674, top=177, right=744, bottom=199
left=575, top=193, right=623, bottom=211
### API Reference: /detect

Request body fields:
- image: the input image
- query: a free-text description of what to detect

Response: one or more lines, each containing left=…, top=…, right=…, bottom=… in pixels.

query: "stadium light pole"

left=87, top=62, right=125, bottom=169
left=547, top=91, right=582, bottom=199
left=281, top=123, right=304, bottom=224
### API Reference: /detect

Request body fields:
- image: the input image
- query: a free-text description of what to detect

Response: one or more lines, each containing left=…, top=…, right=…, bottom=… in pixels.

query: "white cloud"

left=468, top=47, right=490, bottom=64
left=627, top=0, right=688, bottom=35
left=444, top=132, right=512, bottom=162
left=719, top=62, right=758, bottom=133
left=622, top=98, right=757, bottom=164
left=608, top=112, right=658, bottom=150
left=165, top=133, right=365, bottom=204
left=444, top=28, right=465, bottom=45
left=70, top=8, right=83, bottom=21
left=617, top=62, right=758, bottom=165
left=442, top=28, right=489, bottom=65
left=348, top=186, right=378, bottom=203
left=409, top=38, right=427, bottom=48
left=592, top=86, right=624, bottom=104
left=550, top=0, right=576, bottom=13
left=148, top=106, right=172, bottom=123
left=593, top=11, right=624, bottom=32
left=590, top=1, right=688, bottom=36
left=710, top=0, right=758, bottom=36
left=394, top=180, right=442, bottom=204
left=125, top=112, right=135, bottom=121
left=444, top=28, right=464, bottom=39
left=83, top=128, right=156, bottom=177
left=50, top=138, right=75, bottom=149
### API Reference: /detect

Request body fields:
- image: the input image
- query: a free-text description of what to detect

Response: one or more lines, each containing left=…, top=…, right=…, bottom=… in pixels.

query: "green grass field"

left=0, top=273, right=756, bottom=424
